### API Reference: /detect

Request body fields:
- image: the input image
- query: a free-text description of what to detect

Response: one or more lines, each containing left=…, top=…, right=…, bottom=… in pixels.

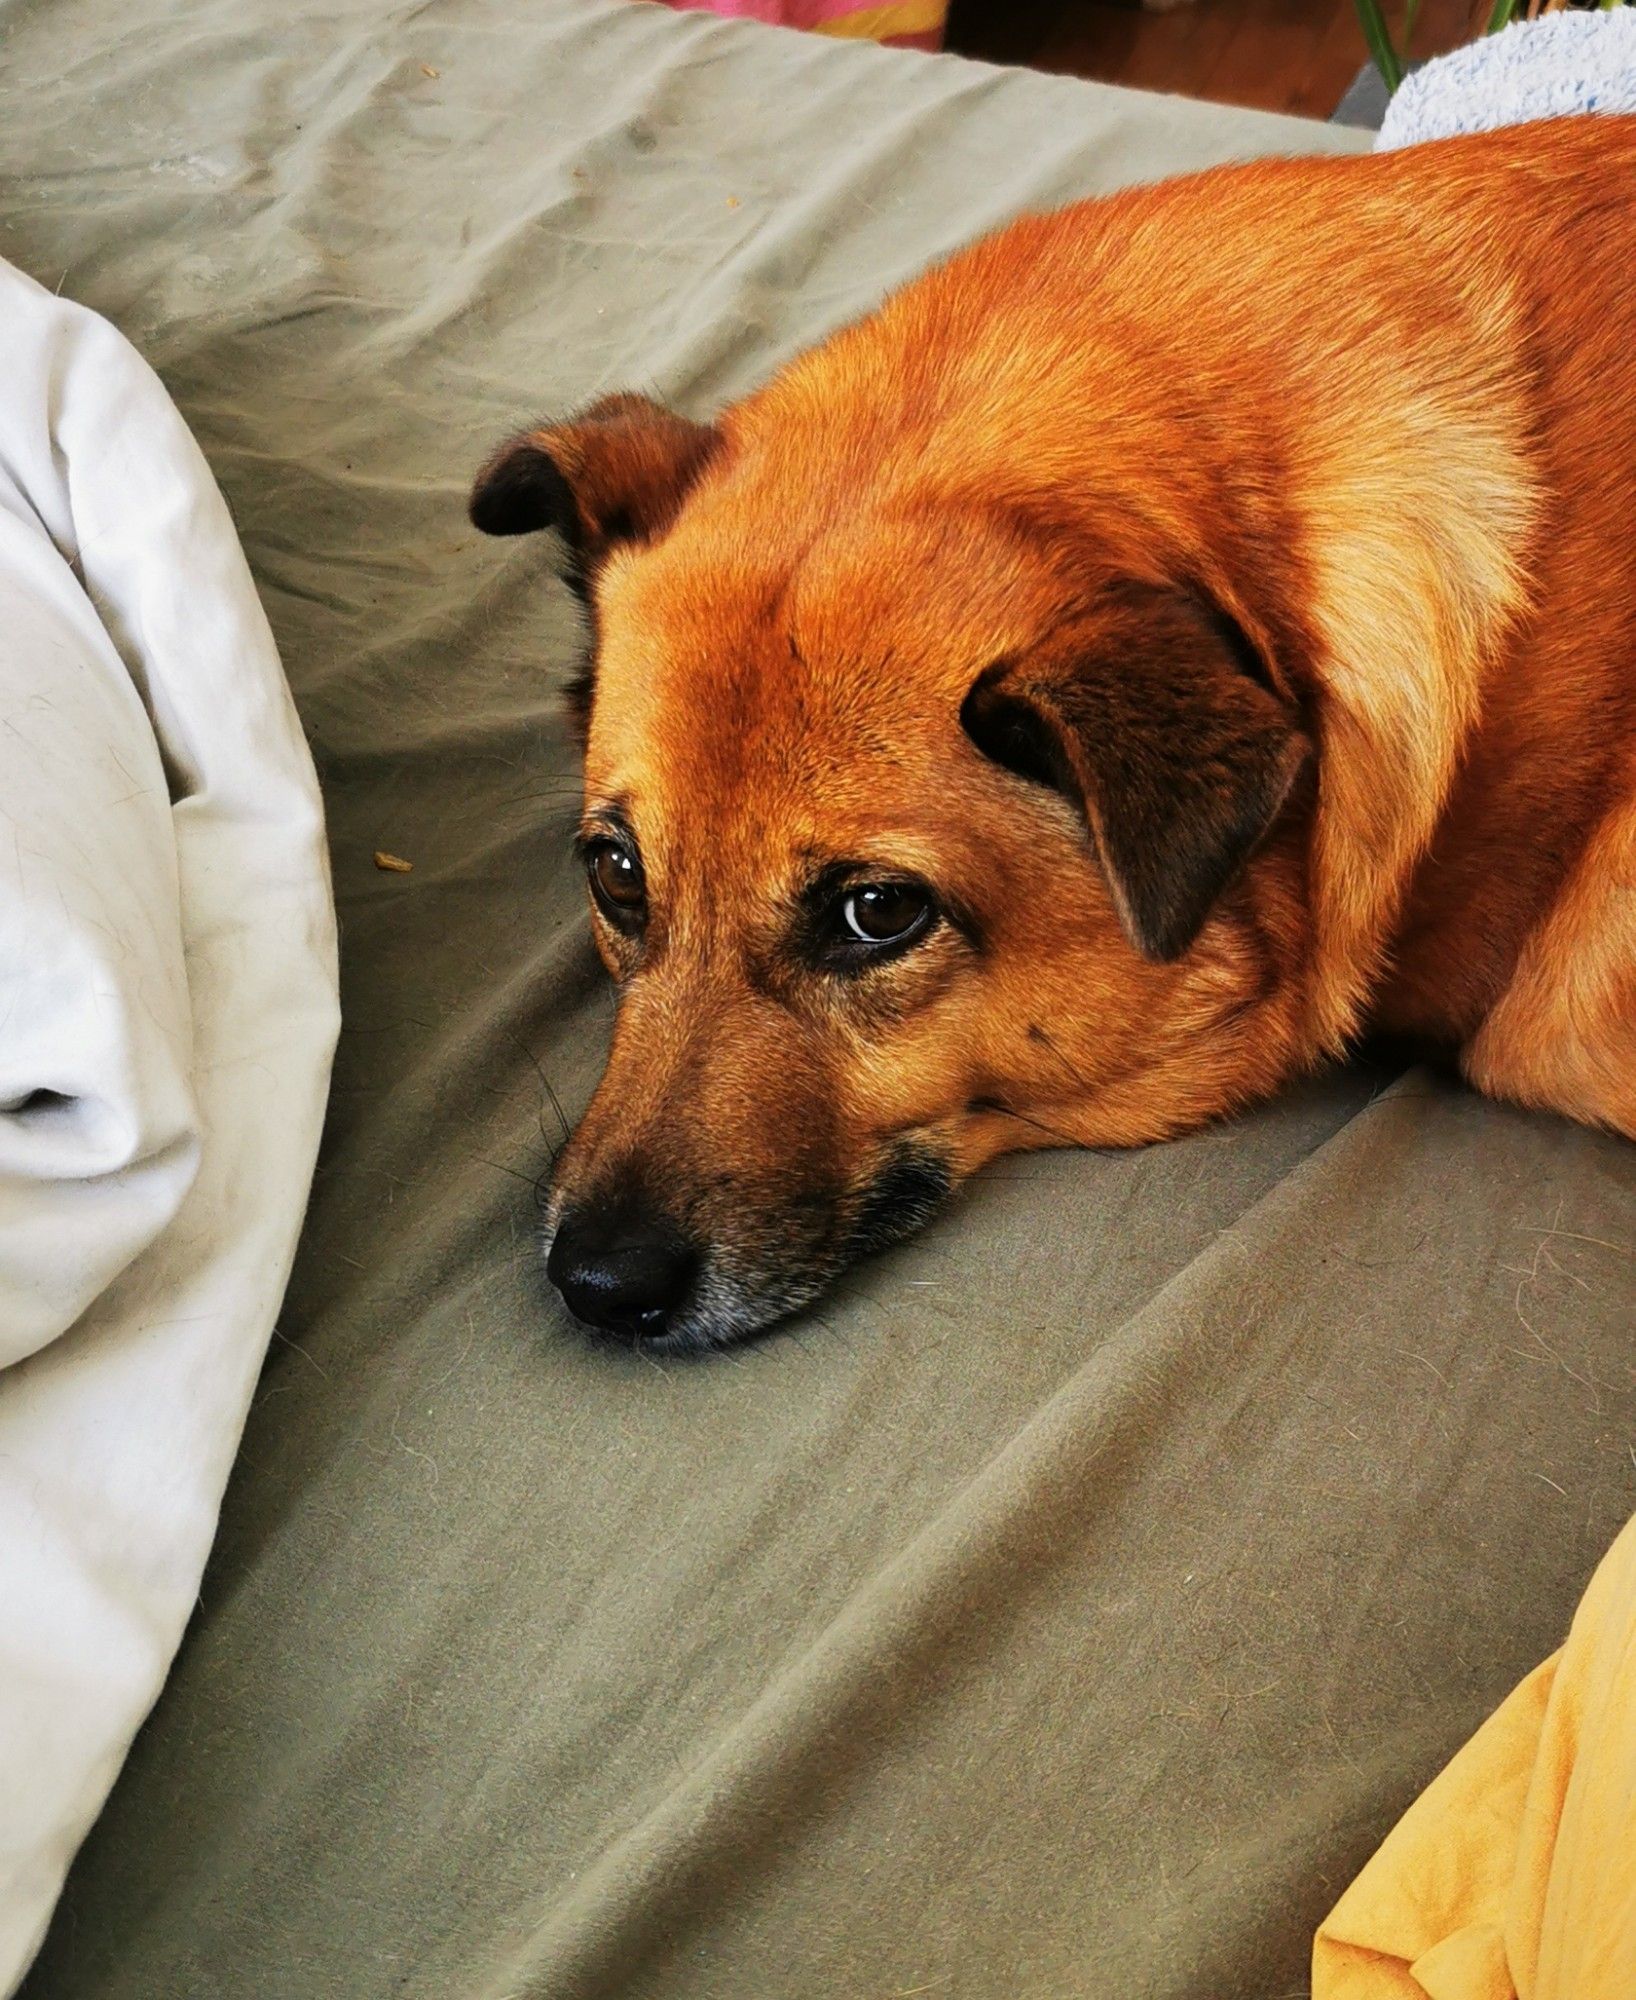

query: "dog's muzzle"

left=542, top=1139, right=952, bottom=1351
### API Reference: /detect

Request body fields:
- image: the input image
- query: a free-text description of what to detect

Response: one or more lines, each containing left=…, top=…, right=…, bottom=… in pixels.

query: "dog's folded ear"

left=961, top=583, right=1309, bottom=962
left=469, top=392, right=719, bottom=578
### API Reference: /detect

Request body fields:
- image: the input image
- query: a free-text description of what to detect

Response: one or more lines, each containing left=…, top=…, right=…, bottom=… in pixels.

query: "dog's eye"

left=586, top=839, right=646, bottom=926
left=838, top=882, right=934, bottom=949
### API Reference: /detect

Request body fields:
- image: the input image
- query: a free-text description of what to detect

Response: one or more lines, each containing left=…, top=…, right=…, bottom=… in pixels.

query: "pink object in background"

left=659, top=0, right=946, bottom=53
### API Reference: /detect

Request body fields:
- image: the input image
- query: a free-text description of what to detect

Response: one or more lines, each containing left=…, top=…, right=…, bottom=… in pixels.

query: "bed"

left=6, top=1, right=1634, bottom=1993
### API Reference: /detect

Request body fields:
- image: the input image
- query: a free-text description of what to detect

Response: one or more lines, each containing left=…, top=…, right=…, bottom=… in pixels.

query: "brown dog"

left=472, top=116, right=1636, bottom=1351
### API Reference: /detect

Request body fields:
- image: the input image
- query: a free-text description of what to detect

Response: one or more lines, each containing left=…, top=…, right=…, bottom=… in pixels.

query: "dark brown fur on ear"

left=469, top=393, right=719, bottom=580
left=962, top=583, right=1308, bottom=961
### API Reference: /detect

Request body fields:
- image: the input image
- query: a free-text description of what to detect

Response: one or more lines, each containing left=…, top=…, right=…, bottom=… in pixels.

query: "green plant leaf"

left=1354, top=0, right=1405, bottom=92
left=1485, top=0, right=1517, bottom=31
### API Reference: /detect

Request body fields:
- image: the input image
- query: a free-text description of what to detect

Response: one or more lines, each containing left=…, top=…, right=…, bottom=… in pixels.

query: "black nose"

left=546, top=1204, right=699, bottom=1341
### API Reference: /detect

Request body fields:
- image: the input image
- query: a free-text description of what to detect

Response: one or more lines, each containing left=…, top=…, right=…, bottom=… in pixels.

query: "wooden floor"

left=945, top=0, right=1490, bottom=121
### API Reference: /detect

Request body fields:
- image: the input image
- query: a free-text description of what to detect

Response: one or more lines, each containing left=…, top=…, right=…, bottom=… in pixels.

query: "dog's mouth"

left=840, top=1142, right=953, bottom=1264
left=541, top=1139, right=953, bottom=1356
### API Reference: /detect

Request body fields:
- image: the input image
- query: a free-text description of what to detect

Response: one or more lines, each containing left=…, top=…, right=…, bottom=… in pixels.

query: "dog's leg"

left=1463, top=787, right=1636, bottom=1139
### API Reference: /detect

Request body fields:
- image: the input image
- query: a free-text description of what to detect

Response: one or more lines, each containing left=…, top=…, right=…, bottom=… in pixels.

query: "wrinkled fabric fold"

left=0, top=258, right=338, bottom=1994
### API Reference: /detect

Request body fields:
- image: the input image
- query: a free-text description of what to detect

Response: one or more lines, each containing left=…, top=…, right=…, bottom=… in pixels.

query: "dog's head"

left=473, top=367, right=1315, bottom=1351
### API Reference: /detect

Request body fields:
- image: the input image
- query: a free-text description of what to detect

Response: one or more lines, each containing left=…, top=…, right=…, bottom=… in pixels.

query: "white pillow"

left=0, top=259, right=339, bottom=1993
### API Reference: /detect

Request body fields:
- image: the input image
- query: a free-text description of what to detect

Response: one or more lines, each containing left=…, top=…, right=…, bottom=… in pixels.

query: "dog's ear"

left=469, top=392, right=719, bottom=578
left=961, top=583, right=1308, bottom=961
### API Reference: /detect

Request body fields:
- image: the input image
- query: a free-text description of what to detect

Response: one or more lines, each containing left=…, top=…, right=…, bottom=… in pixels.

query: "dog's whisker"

left=1030, top=1023, right=1095, bottom=1094
left=974, top=1097, right=1081, bottom=1151
left=503, top=1025, right=574, bottom=1154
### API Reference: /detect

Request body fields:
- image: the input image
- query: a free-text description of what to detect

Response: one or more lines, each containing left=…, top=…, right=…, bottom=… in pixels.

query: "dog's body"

left=474, top=117, right=1636, bottom=1348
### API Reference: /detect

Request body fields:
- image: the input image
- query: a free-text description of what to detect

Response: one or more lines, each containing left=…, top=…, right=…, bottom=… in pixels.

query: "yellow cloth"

left=811, top=0, right=946, bottom=40
left=1314, top=1511, right=1636, bottom=2000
